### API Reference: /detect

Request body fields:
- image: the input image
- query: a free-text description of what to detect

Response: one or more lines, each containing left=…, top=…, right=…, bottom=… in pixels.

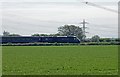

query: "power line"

left=83, top=1, right=118, bottom=14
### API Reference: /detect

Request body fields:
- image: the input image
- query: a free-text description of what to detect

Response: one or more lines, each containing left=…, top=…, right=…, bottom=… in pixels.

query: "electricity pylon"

left=80, top=19, right=88, bottom=41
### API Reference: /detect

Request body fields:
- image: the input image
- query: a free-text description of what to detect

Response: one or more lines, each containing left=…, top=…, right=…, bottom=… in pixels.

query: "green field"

left=2, top=46, right=118, bottom=75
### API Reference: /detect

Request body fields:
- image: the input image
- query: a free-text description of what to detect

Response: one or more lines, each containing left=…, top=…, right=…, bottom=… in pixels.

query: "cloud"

left=1, top=1, right=118, bottom=37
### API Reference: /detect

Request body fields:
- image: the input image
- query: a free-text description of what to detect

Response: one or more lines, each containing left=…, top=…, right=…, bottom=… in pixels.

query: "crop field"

left=2, top=46, right=118, bottom=75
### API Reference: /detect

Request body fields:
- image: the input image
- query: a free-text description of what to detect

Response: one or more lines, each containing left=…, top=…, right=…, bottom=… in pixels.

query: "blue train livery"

left=1, top=36, right=80, bottom=43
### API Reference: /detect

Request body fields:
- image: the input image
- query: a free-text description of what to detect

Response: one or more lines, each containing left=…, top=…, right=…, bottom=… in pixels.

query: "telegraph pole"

left=80, top=19, right=88, bottom=41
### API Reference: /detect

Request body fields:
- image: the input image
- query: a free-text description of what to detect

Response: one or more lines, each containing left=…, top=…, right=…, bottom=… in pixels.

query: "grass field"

left=2, top=46, right=118, bottom=75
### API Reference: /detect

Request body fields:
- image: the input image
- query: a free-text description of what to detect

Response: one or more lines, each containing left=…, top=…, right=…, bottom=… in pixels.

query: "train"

left=0, top=36, right=80, bottom=43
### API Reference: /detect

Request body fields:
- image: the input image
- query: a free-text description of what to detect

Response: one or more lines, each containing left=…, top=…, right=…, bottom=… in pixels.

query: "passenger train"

left=0, top=36, right=80, bottom=43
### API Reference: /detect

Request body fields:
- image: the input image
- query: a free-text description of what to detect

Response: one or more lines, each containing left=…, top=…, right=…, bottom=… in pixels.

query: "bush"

left=2, top=42, right=119, bottom=46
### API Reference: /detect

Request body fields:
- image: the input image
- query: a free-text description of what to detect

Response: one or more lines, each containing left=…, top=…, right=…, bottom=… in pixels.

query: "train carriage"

left=1, top=36, right=80, bottom=43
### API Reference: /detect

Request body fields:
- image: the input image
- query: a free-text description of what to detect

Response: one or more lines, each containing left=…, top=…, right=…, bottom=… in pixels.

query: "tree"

left=32, top=34, right=40, bottom=36
left=115, top=38, right=120, bottom=42
left=40, top=34, right=48, bottom=36
left=3, top=31, right=20, bottom=36
left=32, top=34, right=49, bottom=36
left=58, top=25, right=84, bottom=40
left=9, top=34, right=21, bottom=36
left=3, top=31, right=10, bottom=36
left=32, top=33, right=61, bottom=37
left=49, top=33, right=61, bottom=37
left=91, top=35, right=100, bottom=42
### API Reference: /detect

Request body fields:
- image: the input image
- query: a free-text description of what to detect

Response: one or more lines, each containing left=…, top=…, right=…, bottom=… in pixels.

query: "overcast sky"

left=0, top=0, right=119, bottom=38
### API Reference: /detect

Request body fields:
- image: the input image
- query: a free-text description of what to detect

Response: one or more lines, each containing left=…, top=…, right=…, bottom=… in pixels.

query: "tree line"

left=2, top=25, right=120, bottom=43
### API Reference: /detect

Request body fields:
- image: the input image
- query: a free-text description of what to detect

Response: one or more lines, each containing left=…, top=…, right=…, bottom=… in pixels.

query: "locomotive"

left=1, top=36, right=80, bottom=43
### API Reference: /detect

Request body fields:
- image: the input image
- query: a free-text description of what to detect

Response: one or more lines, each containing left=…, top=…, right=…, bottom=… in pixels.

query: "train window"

left=74, top=38, right=77, bottom=40
left=62, top=38, right=64, bottom=40
left=45, top=38, right=48, bottom=40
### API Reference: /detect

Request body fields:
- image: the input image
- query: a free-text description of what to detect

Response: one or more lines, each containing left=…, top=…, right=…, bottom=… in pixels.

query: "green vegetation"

left=0, top=46, right=2, bottom=76
left=2, top=46, right=118, bottom=75
left=2, top=42, right=119, bottom=46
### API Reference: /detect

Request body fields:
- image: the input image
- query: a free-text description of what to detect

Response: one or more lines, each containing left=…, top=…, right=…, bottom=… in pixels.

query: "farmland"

left=2, top=46, right=118, bottom=75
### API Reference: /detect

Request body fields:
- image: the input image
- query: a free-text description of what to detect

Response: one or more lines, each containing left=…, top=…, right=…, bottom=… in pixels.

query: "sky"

left=0, top=0, right=119, bottom=38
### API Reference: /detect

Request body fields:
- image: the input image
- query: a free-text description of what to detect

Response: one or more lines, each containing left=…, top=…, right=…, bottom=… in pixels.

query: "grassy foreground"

left=2, top=46, right=118, bottom=75
left=0, top=46, right=2, bottom=76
